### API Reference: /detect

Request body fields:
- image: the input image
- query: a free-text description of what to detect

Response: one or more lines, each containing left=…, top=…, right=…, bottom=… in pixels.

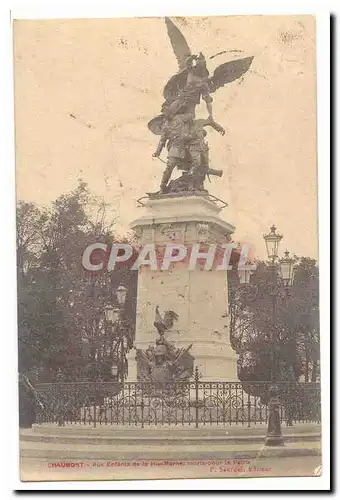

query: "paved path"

left=20, top=455, right=322, bottom=482
left=19, top=422, right=322, bottom=481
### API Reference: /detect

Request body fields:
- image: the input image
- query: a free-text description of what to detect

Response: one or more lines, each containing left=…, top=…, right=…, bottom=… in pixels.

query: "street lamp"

left=263, top=225, right=283, bottom=264
left=100, top=285, right=129, bottom=383
left=279, top=250, right=296, bottom=288
left=238, top=262, right=254, bottom=286
left=262, top=227, right=296, bottom=446
left=233, top=227, right=295, bottom=446
left=115, top=284, right=127, bottom=308
left=114, top=284, right=128, bottom=383
left=111, top=363, right=118, bottom=378
left=104, top=305, right=120, bottom=324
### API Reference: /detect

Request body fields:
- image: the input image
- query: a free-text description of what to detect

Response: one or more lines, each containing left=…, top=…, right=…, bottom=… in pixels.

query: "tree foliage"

left=229, top=254, right=320, bottom=391
left=17, top=181, right=137, bottom=382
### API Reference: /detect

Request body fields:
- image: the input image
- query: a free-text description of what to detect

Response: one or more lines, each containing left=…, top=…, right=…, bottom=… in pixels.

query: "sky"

left=13, top=15, right=318, bottom=260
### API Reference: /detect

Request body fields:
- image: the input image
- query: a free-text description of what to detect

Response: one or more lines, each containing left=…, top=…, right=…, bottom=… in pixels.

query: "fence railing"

left=35, top=376, right=321, bottom=428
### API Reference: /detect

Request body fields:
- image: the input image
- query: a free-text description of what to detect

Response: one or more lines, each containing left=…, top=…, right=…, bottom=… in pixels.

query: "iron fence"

left=35, top=372, right=321, bottom=428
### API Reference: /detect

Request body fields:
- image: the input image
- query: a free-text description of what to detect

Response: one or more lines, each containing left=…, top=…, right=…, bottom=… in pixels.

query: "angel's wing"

left=165, top=17, right=191, bottom=70
left=208, top=56, right=254, bottom=93
left=163, top=69, right=189, bottom=102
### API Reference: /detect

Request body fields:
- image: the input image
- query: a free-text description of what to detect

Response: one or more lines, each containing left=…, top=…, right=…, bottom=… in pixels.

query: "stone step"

left=29, top=422, right=321, bottom=437
left=20, top=423, right=322, bottom=461
left=21, top=431, right=321, bottom=446
left=20, top=439, right=321, bottom=461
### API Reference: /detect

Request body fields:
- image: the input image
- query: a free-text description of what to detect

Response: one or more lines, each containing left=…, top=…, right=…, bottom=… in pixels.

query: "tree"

left=285, top=258, right=319, bottom=382
left=17, top=181, right=138, bottom=382
left=228, top=253, right=320, bottom=411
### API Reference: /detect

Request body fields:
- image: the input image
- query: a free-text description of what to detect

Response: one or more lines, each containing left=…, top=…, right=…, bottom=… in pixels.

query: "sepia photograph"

left=10, top=8, right=329, bottom=487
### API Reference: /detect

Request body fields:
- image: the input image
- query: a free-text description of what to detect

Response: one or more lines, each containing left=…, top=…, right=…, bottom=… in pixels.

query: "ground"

left=20, top=456, right=321, bottom=481
left=19, top=422, right=322, bottom=481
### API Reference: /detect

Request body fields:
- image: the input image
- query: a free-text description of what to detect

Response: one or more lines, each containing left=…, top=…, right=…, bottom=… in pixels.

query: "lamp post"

left=116, top=284, right=128, bottom=309
left=279, top=250, right=297, bottom=288
left=237, top=226, right=296, bottom=446
left=263, top=225, right=283, bottom=265
left=111, top=364, right=118, bottom=378
left=263, top=227, right=296, bottom=445
left=104, top=284, right=128, bottom=384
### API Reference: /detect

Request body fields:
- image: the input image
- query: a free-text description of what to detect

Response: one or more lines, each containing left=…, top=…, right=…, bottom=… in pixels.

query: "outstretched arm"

left=201, top=80, right=214, bottom=120
left=205, top=100, right=213, bottom=120
left=202, top=95, right=213, bottom=120
left=203, top=118, right=225, bottom=136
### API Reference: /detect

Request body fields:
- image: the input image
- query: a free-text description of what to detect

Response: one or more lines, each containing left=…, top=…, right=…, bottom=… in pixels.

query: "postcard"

left=14, top=14, right=322, bottom=482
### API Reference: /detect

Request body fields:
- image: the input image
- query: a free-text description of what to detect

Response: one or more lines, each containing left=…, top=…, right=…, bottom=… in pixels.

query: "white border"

left=1, top=0, right=331, bottom=494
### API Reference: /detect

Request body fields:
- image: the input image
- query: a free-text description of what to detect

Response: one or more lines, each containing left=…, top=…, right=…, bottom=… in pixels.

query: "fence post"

left=247, top=392, right=251, bottom=428
left=141, top=382, right=144, bottom=429
left=93, top=383, right=97, bottom=428
left=195, top=367, right=199, bottom=429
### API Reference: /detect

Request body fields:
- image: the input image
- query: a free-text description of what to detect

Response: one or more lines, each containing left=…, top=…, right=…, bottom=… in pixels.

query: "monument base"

left=127, top=338, right=239, bottom=382
left=129, top=193, right=238, bottom=382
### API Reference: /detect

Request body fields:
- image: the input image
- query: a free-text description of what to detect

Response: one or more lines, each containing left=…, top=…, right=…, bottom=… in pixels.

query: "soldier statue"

left=152, top=116, right=225, bottom=193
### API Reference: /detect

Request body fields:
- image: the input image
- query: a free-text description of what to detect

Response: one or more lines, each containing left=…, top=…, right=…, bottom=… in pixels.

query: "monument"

left=136, top=306, right=194, bottom=387
left=127, top=18, right=253, bottom=382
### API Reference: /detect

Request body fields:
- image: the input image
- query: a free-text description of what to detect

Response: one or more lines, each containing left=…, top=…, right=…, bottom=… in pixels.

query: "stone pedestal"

left=128, top=193, right=238, bottom=382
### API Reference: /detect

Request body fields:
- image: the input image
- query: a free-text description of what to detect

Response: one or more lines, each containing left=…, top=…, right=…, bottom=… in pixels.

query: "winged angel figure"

left=148, top=17, right=254, bottom=194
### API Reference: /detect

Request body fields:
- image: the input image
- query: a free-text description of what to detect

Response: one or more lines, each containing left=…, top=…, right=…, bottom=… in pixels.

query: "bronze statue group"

left=148, top=18, right=253, bottom=195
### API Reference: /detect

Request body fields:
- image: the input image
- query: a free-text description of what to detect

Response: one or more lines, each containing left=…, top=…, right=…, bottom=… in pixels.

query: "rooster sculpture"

left=154, top=305, right=179, bottom=336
